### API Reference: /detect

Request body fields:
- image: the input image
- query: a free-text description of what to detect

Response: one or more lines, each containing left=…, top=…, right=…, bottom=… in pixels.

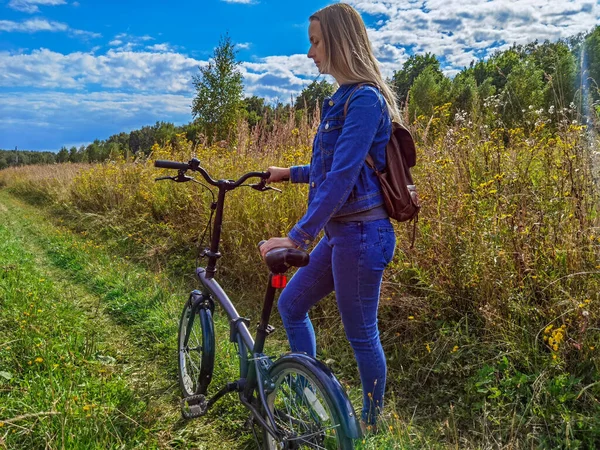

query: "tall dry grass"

left=2, top=105, right=600, bottom=446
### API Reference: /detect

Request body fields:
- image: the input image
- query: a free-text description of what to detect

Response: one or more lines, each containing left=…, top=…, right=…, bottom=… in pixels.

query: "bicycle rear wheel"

left=177, top=300, right=215, bottom=397
left=263, top=361, right=354, bottom=450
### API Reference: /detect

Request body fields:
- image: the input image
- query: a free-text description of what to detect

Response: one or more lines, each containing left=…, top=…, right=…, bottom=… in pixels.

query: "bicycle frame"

left=190, top=172, right=286, bottom=438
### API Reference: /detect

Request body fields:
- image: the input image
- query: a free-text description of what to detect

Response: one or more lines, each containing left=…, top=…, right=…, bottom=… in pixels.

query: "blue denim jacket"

left=288, top=83, right=392, bottom=250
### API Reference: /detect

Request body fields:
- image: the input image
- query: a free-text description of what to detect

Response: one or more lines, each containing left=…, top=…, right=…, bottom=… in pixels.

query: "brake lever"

left=154, top=174, right=194, bottom=183
left=250, top=180, right=281, bottom=193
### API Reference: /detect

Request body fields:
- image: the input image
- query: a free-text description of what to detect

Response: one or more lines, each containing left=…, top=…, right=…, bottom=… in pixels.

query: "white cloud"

left=0, top=46, right=320, bottom=102
left=7, top=0, right=66, bottom=13
left=108, top=33, right=155, bottom=51
left=345, top=0, right=600, bottom=74
left=0, top=19, right=67, bottom=33
left=0, top=48, right=202, bottom=93
left=146, top=43, right=175, bottom=52
left=0, top=18, right=100, bottom=38
left=237, top=42, right=251, bottom=50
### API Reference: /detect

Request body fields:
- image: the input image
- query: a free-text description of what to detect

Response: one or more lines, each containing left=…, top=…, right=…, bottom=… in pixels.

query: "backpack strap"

left=342, top=82, right=379, bottom=171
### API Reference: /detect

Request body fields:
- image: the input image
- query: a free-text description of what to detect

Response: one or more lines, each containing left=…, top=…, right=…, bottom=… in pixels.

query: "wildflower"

left=408, top=316, right=415, bottom=320
left=590, top=346, right=595, bottom=351
left=389, top=425, right=393, bottom=431
left=452, top=345, right=459, bottom=353
left=34, top=357, right=43, bottom=363
left=83, top=405, right=91, bottom=411
left=552, top=354, right=557, bottom=360
left=426, top=343, right=431, bottom=353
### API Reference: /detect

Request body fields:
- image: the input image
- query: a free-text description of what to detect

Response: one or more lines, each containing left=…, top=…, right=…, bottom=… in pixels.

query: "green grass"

left=0, top=191, right=254, bottom=449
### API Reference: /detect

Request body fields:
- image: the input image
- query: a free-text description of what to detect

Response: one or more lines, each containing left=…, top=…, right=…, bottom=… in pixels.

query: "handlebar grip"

left=154, top=160, right=190, bottom=170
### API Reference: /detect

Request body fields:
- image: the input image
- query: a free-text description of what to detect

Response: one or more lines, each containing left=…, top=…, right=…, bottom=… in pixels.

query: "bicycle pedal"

left=180, top=394, right=208, bottom=420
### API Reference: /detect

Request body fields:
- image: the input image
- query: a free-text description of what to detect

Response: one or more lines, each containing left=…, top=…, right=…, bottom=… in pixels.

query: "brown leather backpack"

left=343, top=84, right=421, bottom=232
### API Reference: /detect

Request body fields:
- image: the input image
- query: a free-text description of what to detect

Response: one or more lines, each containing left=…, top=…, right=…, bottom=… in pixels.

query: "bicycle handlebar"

left=155, top=160, right=190, bottom=171
left=154, top=158, right=270, bottom=187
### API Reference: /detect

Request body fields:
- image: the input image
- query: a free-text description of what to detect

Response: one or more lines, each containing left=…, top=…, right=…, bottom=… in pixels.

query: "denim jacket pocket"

left=319, top=118, right=344, bottom=155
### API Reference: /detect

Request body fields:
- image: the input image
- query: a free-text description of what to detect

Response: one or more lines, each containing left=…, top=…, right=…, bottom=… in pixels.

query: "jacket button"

left=325, top=123, right=329, bottom=130
left=304, top=239, right=311, bottom=245
left=328, top=100, right=334, bottom=106
left=311, top=182, right=315, bottom=187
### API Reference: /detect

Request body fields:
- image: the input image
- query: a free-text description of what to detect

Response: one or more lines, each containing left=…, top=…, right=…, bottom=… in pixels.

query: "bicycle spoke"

left=265, top=366, right=345, bottom=450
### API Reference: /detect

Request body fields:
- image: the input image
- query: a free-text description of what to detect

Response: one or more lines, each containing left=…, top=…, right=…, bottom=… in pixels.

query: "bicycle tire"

left=177, top=301, right=215, bottom=398
left=263, top=360, right=354, bottom=450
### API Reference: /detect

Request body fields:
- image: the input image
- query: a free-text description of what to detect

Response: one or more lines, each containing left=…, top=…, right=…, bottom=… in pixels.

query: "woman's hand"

left=260, top=237, right=297, bottom=259
left=267, top=166, right=291, bottom=183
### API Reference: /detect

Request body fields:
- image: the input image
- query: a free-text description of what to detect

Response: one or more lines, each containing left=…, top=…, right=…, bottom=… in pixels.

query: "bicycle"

left=154, top=158, right=361, bottom=449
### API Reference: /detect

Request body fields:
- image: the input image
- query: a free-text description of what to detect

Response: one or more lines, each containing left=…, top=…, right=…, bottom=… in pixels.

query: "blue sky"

left=1, top=0, right=598, bottom=151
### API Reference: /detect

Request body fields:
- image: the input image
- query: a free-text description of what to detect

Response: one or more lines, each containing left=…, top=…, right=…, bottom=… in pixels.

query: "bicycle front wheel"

left=263, top=361, right=354, bottom=450
left=177, top=300, right=215, bottom=398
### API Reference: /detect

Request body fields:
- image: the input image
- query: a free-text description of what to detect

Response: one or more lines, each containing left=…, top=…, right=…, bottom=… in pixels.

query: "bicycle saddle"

left=263, top=247, right=310, bottom=274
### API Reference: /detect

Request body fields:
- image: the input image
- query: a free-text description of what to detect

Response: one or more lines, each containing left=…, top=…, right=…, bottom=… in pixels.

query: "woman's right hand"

left=267, top=166, right=291, bottom=183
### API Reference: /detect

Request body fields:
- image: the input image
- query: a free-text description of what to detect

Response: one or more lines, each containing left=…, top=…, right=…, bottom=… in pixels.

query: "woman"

left=259, top=3, right=399, bottom=430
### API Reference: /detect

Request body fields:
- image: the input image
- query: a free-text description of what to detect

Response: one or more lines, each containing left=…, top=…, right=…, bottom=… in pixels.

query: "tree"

left=56, top=147, right=69, bottom=163
left=242, top=96, right=267, bottom=128
left=501, top=59, right=544, bottom=127
left=294, top=79, right=335, bottom=116
left=192, top=34, right=244, bottom=143
left=408, top=66, right=450, bottom=119
left=153, top=121, right=177, bottom=145
left=392, top=53, right=442, bottom=105
left=450, top=72, right=478, bottom=114
left=583, top=26, right=600, bottom=104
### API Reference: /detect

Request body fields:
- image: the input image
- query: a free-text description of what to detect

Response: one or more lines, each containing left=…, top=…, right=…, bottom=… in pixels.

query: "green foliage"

left=192, top=34, right=244, bottom=143
left=583, top=27, right=600, bottom=103
left=242, top=95, right=267, bottom=128
left=392, top=53, right=442, bottom=104
left=407, top=66, right=450, bottom=119
left=500, top=59, right=545, bottom=127
left=294, top=79, right=335, bottom=116
left=0, top=149, right=56, bottom=169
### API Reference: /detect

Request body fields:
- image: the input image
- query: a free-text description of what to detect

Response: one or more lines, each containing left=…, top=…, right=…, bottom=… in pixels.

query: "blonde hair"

left=310, top=3, right=400, bottom=122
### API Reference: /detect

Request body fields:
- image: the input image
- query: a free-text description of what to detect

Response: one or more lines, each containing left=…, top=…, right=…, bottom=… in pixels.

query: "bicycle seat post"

left=253, top=273, right=280, bottom=355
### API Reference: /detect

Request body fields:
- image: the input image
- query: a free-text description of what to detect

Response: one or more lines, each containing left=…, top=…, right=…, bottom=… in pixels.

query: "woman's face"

left=307, top=19, right=326, bottom=73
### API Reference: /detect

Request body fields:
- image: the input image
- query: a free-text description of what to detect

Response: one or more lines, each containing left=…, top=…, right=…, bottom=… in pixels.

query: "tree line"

left=2, top=26, right=598, bottom=170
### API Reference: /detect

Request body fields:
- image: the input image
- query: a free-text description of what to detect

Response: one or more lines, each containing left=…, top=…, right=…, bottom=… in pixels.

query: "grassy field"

left=1, top=106, right=600, bottom=448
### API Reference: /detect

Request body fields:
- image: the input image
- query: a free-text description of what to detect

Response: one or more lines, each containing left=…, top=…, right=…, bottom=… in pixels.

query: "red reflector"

left=272, top=274, right=287, bottom=288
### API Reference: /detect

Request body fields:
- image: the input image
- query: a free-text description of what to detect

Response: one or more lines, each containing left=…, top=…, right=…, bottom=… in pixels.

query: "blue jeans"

left=277, top=218, right=396, bottom=424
